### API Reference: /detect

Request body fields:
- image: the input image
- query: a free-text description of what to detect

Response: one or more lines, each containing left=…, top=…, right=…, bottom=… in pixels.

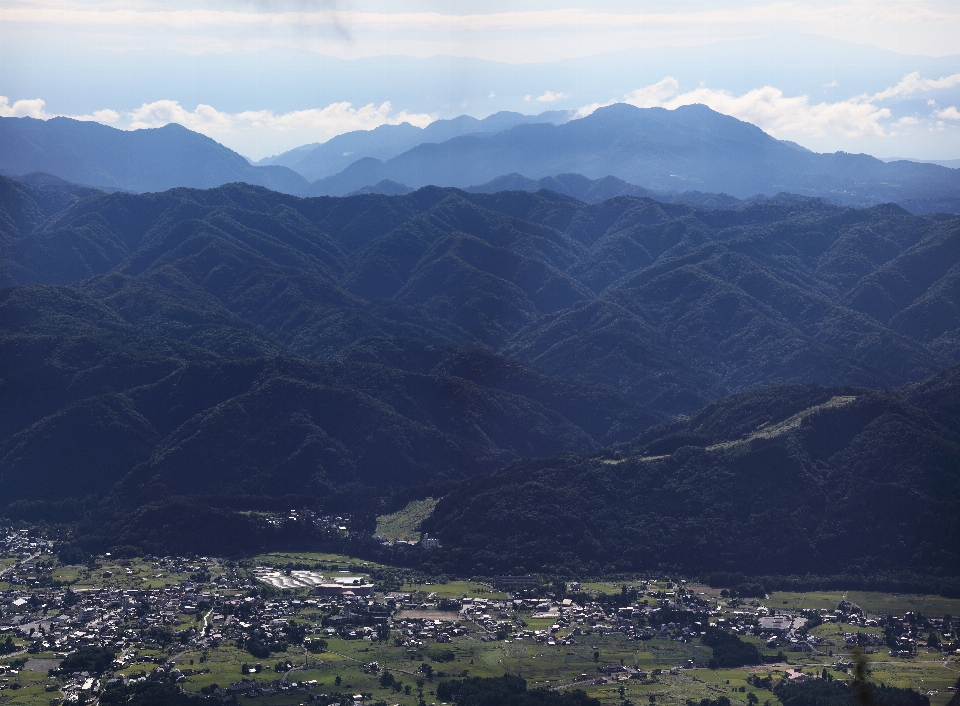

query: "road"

left=0, top=552, right=40, bottom=579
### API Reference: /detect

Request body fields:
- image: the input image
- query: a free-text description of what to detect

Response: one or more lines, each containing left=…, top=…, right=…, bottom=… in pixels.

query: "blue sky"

left=1, top=0, right=959, bottom=160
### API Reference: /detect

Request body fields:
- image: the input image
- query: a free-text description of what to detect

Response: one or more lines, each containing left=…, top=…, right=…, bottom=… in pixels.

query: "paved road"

left=0, top=552, right=40, bottom=579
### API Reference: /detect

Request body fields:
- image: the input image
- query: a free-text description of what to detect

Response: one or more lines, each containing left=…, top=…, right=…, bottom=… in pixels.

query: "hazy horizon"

left=2, top=2, right=960, bottom=161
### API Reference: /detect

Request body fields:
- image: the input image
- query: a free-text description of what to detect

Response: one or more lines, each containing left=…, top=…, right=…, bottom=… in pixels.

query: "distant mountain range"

left=306, top=104, right=960, bottom=207
left=256, top=110, right=571, bottom=182
left=2, top=173, right=960, bottom=572
left=0, top=116, right=308, bottom=194
left=3, top=105, right=959, bottom=213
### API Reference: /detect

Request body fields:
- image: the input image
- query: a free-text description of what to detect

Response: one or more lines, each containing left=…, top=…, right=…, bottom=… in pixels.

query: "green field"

left=767, top=591, right=960, bottom=617
left=401, top=579, right=508, bottom=600
left=4, top=617, right=959, bottom=706
left=3, top=551, right=960, bottom=706
left=141, top=627, right=960, bottom=706
left=375, top=498, right=439, bottom=542
left=248, top=552, right=385, bottom=570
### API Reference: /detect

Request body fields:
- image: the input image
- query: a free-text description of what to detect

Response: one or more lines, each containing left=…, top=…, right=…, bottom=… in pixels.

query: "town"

left=1, top=528, right=958, bottom=705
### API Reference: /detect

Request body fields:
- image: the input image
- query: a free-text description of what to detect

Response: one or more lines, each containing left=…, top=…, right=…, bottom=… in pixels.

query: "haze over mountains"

left=301, top=104, right=960, bottom=207
left=3, top=103, right=960, bottom=213
left=1, top=167, right=959, bottom=573
left=6, top=32, right=959, bottom=159
left=0, top=117, right=309, bottom=194
left=256, top=110, right=571, bottom=182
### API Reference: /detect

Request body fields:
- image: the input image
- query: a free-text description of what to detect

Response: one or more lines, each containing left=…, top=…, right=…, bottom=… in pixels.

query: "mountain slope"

left=259, top=110, right=571, bottom=182
left=0, top=285, right=646, bottom=509
left=3, top=176, right=958, bottom=412
left=0, top=117, right=309, bottom=194
left=3, top=176, right=960, bottom=569
left=423, top=371, right=960, bottom=577
left=309, top=104, right=960, bottom=206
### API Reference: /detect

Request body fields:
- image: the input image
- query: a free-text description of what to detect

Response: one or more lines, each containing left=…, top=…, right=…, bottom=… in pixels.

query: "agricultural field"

left=376, top=499, right=440, bottom=543
left=400, top=580, right=508, bottom=600
left=147, top=629, right=958, bottom=706
left=249, top=552, right=385, bottom=572
left=767, top=591, right=960, bottom=617
left=1, top=550, right=959, bottom=705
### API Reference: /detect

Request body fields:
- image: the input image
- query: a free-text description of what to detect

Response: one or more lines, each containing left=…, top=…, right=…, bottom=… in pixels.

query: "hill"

left=309, top=104, right=960, bottom=208
left=2, top=174, right=960, bottom=568
left=0, top=117, right=309, bottom=194
left=467, top=173, right=750, bottom=209
left=422, top=368, right=960, bottom=579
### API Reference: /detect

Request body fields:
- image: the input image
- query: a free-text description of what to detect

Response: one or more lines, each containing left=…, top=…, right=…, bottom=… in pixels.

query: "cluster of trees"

left=58, top=646, right=116, bottom=675
left=774, top=678, right=930, bottom=706
left=436, top=674, right=600, bottom=706
left=701, top=629, right=761, bottom=669
left=100, top=678, right=207, bottom=706
left=687, top=697, right=736, bottom=706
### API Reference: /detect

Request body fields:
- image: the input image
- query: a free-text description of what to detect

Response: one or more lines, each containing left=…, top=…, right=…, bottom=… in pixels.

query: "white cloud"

left=126, top=99, right=433, bottom=138
left=86, top=109, right=120, bottom=123
left=661, top=84, right=893, bottom=138
left=129, top=100, right=235, bottom=132
left=624, top=77, right=680, bottom=108
left=0, top=97, right=50, bottom=119
left=0, top=96, right=435, bottom=159
left=122, top=99, right=434, bottom=157
left=823, top=81, right=839, bottom=88
left=0, top=97, right=121, bottom=123
left=576, top=71, right=960, bottom=140
left=872, top=71, right=960, bottom=100
left=573, top=99, right=616, bottom=119
left=536, top=90, right=568, bottom=103
left=6, top=1, right=960, bottom=61
left=489, top=91, right=495, bottom=98
left=524, top=95, right=532, bottom=102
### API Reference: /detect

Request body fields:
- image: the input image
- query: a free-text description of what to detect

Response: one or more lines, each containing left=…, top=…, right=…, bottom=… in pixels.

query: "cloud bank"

left=5, top=1, right=960, bottom=59
left=3, top=68, right=957, bottom=160
left=127, top=100, right=432, bottom=137
left=576, top=71, right=960, bottom=141
left=0, top=97, right=434, bottom=159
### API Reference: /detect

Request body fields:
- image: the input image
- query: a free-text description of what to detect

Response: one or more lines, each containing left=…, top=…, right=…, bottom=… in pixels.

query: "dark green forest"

left=2, top=174, right=959, bottom=579
left=423, top=371, right=960, bottom=579
left=436, top=674, right=600, bottom=706
left=774, top=678, right=930, bottom=706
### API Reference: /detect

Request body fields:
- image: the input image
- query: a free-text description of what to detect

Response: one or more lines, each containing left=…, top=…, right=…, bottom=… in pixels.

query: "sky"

left=1, top=0, right=960, bottom=161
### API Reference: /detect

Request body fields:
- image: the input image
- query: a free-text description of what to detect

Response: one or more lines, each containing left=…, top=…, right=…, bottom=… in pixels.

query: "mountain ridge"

left=2, top=173, right=960, bottom=573
left=0, top=117, right=309, bottom=194
left=307, top=104, right=960, bottom=207
left=256, top=110, right=572, bottom=182
left=4, top=105, right=960, bottom=213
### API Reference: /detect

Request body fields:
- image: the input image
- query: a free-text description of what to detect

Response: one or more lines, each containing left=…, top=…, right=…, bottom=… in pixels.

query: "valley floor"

left=1, top=544, right=959, bottom=706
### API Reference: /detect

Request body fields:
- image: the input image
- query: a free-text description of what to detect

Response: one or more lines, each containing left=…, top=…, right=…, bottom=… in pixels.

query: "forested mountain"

left=1, top=172, right=959, bottom=573
left=307, top=104, right=960, bottom=207
left=362, top=172, right=747, bottom=209
left=0, top=117, right=309, bottom=194
left=3, top=106, right=959, bottom=213
left=257, top=110, right=571, bottom=182
left=424, top=370, right=960, bottom=578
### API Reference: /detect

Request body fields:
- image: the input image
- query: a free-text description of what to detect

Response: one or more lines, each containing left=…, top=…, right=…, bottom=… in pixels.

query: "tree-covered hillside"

left=423, top=371, right=960, bottom=578
left=2, top=173, right=959, bottom=573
